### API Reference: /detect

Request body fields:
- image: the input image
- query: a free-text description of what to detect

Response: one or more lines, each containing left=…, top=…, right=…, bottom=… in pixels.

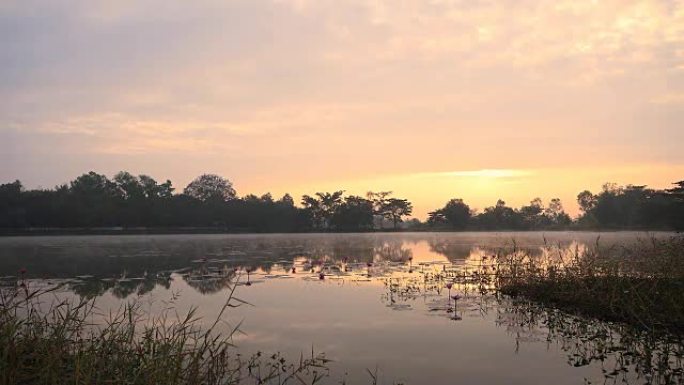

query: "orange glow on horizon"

left=1, top=0, right=682, bottom=217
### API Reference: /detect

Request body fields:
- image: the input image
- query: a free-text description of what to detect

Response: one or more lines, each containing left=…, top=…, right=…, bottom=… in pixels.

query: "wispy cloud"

left=414, top=169, right=534, bottom=179
left=0, top=0, right=682, bottom=194
left=650, top=92, right=684, bottom=105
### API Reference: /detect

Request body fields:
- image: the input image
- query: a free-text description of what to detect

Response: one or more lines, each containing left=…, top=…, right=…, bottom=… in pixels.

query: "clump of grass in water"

left=497, top=300, right=684, bottom=384
left=494, top=236, right=684, bottom=334
left=0, top=278, right=330, bottom=385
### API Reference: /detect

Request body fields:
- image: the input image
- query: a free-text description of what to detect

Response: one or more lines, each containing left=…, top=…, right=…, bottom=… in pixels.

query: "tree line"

left=0, top=171, right=682, bottom=232
left=427, top=181, right=684, bottom=231
left=0, top=172, right=412, bottom=232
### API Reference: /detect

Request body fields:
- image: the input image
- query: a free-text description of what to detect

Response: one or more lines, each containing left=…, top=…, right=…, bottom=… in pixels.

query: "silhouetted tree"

left=577, top=190, right=597, bottom=213
left=1, top=172, right=681, bottom=232
left=665, top=181, right=684, bottom=230
left=113, top=172, right=144, bottom=200
left=519, top=198, right=544, bottom=229
left=139, top=175, right=174, bottom=199
left=316, top=191, right=344, bottom=219
left=0, top=181, right=25, bottom=227
left=301, top=194, right=324, bottom=229
left=575, top=183, right=673, bottom=229
left=366, top=191, right=393, bottom=228
left=330, top=196, right=374, bottom=231
left=667, top=181, right=684, bottom=201
left=301, top=191, right=344, bottom=230
left=68, top=172, right=121, bottom=226
left=183, top=174, right=236, bottom=202
left=428, top=199, right=471, bottom=229
left=278, top=194, right=295, bottom=206
left=473, top=200, right=523, bottom=230
left=383, top=198, right=413, bottom=229
left=427, top=210, right=447, bottom=227
left=545, top=198, right=571, bottom=227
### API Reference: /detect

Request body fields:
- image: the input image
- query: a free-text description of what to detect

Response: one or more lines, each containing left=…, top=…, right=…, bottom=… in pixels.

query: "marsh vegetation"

left=0, top=280, right=330, bottom=385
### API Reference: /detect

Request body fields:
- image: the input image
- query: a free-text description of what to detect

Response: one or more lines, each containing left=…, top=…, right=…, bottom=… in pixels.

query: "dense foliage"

left=0, top=172, right=412, bottom=232
left=428, top=197, right=572, bottom=230
left=0, top=172, right=682, bottom=231
left=428, top=181, right=683, bottom=231
left=575, top=182, right=684, bottom=230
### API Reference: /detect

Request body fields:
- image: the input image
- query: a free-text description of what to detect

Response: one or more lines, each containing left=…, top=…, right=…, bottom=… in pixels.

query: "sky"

left=1, top=0, right=683, bottom=219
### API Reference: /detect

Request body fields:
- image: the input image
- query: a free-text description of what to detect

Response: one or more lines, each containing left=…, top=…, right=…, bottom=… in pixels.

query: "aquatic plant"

left=494, top=236, right=684, bottom=334
left=497, top=300, right=684, bottom=385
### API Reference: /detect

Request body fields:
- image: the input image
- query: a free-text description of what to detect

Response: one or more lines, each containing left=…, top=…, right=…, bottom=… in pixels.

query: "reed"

left=0, top=279, right=330, bottom=385
left=494, top=236, right=684, bottom=334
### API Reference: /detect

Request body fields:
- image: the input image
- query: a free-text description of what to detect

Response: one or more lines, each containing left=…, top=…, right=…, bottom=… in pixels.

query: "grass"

left=493, top=236, right=684, bottom=334
left=0, top=278, right=330, bottom=385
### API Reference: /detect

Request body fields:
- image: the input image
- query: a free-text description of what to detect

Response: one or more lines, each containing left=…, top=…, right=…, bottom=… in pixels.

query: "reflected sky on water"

left=0, top=232, right=680, bottom=385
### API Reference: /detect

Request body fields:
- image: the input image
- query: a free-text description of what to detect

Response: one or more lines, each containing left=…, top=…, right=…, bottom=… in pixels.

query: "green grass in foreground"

left=0, top=281, right=330, bottom=385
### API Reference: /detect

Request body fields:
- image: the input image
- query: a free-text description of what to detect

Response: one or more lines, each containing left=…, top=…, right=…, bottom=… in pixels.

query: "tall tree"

left=301, top=195, right=324, bottom=229
left=544, top=198, right=571, bottom=226
left=183, top=174, right=236, bottom=202
left=366, top=191, right=393, bottom=229
left=520, top=198, right=544, bottom=229
left=576, top=190, right=597, bottom=213
left=665, top=180, right=684, bottom=230
left=277, top=193, right=295, bottom=207
left=331, top=196, right=374, bottom=231
left=383, top=198, right=413, bottom=229
left=428, top=199, right=471, bottom=229
left=0, top=181, right=25, bottom=227
left=113, top=172, right=144, bottom=200
left=139, top=175, right=174, bottom=199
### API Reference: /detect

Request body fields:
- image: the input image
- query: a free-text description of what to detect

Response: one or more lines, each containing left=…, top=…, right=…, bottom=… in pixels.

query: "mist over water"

left=0, top=232, right=680, bottom=385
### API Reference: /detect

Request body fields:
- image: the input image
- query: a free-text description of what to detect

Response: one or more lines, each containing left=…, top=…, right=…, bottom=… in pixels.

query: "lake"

left=0, top=231, right=680, bottom=385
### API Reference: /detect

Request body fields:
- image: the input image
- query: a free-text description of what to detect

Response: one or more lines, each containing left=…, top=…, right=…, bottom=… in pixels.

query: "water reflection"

left=0, top=232, right=679, bottom=385
left=2, top=232, right=636, bottom=282
left=497, top=302, right=683, bottom=384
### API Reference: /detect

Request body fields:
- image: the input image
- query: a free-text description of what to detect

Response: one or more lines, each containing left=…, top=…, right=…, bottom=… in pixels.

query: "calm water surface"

left=0, top=232, right=680, bottom=385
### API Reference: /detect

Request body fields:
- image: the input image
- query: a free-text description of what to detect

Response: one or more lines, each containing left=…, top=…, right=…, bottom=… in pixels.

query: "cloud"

left=9, top=113, right=256, bottom=154
left=0, top=0, right=682, bottom=191
left=414, top=169, right=534, bottom=179
left=650, top=92, right=684, bottom=105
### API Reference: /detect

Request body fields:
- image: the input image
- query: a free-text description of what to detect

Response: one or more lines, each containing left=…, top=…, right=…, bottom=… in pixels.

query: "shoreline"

left=0, top=227, right=679, bottom=237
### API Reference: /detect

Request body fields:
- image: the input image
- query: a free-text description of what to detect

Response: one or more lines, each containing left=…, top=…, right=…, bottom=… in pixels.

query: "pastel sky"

left=1, top=0, right=683, bottom=218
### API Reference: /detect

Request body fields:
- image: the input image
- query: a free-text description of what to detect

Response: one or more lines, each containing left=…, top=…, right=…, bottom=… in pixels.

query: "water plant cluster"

left=494, top=236, right=684, bottom=334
